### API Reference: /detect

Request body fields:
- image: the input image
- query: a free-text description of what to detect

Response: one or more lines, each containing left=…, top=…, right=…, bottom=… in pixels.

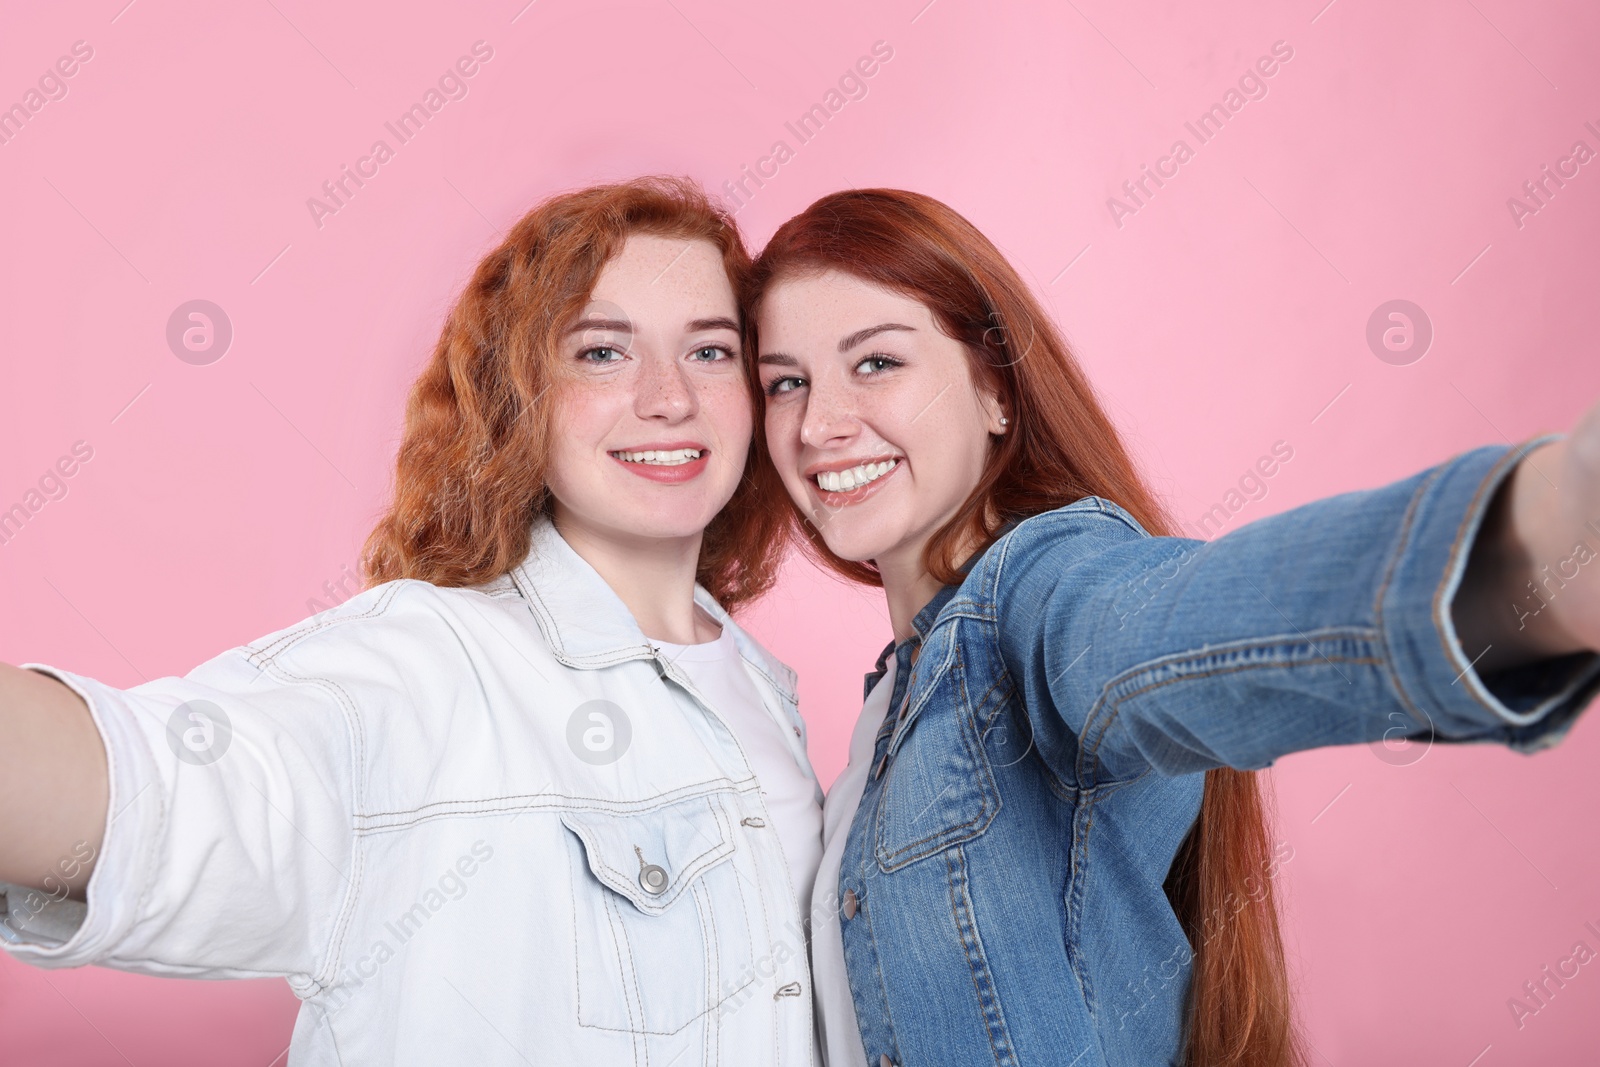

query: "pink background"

left=3, top=0, right=1599, bottom=1063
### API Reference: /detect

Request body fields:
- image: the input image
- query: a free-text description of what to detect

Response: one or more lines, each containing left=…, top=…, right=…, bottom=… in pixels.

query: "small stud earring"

left=1000, top=417, right=1009, bottom=426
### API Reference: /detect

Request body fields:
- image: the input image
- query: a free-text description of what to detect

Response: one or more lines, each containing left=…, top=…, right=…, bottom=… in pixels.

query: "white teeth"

left=614, top=448, right=703, bottom=465
left=816, top=459, right=898, bottom=493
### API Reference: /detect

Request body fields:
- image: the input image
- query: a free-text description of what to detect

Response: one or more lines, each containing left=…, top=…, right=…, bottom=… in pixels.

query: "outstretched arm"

left=1455, top=397, right=1600, bottom=672
left=994, top=413, right=1600, bottom=785
left=0, top=664, right=106, bottom=897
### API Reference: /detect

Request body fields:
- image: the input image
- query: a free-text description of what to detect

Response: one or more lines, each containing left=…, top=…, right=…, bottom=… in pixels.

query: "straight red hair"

left=745, top=189, right=1305, bottom=1067
left=362, top=176, right=787, bottom=609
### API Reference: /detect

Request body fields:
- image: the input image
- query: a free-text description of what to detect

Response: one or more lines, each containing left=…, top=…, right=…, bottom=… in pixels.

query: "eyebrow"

left=838, top=322, right=915, bottom=352
left=567, top=318, right=631, bottom=334
left=566, top=316, right=739, bottom=335
left=758, top=321, right=917, bottom=368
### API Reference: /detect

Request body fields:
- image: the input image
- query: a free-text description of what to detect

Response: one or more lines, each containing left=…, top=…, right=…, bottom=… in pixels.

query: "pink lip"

left=610, top=443, right=710, bottom=485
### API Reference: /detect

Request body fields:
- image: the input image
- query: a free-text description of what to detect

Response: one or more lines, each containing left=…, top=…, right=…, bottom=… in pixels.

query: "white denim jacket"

left=0, top=518, right=823, bottom=1066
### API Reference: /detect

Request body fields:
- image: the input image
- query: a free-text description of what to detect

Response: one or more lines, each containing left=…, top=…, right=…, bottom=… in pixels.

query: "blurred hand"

left=1457, top=395, right=1600, bottom=671
left=1521, top=397, right=1600, bottom=652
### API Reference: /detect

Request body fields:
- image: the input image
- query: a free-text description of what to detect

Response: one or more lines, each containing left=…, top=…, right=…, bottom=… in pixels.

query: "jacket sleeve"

left=0, top=582, right=426, bottom=989
left=994, top=436, right=1600, bottom=787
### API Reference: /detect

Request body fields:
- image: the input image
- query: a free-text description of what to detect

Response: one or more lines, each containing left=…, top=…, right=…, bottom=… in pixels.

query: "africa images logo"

left=165, top=699, right=234, bottom=766
left=566, top=699, right=632, bottom=765
left=166, top=300, right=233, bottom=366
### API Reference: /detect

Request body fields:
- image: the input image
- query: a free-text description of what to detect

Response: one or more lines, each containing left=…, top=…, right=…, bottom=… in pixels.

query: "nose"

left=799, top=373, right=860, bottom=449
left=634, top=350, right=697, bottom=422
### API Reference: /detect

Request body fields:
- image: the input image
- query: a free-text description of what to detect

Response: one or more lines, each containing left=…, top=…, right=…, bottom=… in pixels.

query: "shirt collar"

left=509, top=516, right=797, bottom=703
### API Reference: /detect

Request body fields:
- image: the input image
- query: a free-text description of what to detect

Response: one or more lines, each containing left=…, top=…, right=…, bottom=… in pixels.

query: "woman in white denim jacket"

left=0, top=178, right=825, bottom=1066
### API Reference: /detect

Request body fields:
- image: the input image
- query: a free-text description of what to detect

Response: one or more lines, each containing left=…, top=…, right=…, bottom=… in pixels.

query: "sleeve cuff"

left=1383, top=434, right=1600, bottom=753
left=0, top=885, right=88, bottom=948
left=0, top=665, right=165, bottom=967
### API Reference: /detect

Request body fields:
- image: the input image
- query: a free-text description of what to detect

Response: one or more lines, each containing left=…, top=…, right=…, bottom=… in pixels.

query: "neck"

left=551, top=509, right=719, bottom=645
left=876, top=526, right=990, bottom=644
left=875, top=543, right=948, bottom=645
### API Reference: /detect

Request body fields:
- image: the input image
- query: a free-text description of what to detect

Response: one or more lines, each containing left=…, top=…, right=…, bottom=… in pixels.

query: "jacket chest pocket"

left=874, top=650, right=1002, bottom=872
left=561, top=792, right=757, bottom=1035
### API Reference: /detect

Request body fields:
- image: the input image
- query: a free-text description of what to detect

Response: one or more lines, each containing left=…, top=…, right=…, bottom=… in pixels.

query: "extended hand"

left=1456, top=396, right=1600, bottom=671
left=1520, top=398, right=1600, bottom=651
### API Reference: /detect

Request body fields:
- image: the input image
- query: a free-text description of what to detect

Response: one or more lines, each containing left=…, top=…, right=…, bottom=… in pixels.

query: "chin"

left=610, top=513, right=719, bottom=544
left=615, top=477, right=732, bottom=521
left=643, top=501, right=728, bottom=537
left=809, top=520, right=895, bottom=565
left=576, top=489, right=723, bottom=545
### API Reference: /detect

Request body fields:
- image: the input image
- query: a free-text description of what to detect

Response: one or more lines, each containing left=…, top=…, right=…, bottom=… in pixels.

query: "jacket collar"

left=911, top=582, right=962, bottom=641
left=509, top=516, right=798, bottom=704
left=860, top=525, right=1012, bottom=700
left=862, top=581, right=960, bottom=700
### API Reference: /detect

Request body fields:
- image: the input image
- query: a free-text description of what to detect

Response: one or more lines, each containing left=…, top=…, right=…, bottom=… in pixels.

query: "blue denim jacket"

left=837, top=439, right=1600, bottom=1067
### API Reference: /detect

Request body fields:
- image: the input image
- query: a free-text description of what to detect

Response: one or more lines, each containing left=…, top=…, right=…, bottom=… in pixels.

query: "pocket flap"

left=560, top=794, right=735, bottom=914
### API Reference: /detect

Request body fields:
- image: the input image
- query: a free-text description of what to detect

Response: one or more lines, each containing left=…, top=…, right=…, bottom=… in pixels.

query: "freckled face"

left=545, top=235, right=751, bottom=549
left=757, top=270, right=1005, bottom=569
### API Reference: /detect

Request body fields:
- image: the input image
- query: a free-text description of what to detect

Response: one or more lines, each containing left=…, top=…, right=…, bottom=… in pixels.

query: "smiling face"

left=757, top=269, right=1006, bottom=576
left=545, top=234, right=751, bottom=552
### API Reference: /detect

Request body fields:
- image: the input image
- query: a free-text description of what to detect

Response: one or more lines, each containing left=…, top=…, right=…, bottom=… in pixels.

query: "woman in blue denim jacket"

left=746, top=189, right=1600, bottom=1067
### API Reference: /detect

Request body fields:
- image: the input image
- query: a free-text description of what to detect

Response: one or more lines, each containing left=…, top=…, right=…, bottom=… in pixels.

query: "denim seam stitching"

left=944, top=845, right=1016, bottom=1067
left=1370, top=458, right=1446, bottom=735
left=979, top=611, right=1061, bottom=797
left=1079, top=643, right=1384, bottom=786
left=577, top=883, right=737, bottom=1038
left=857, top=861, right=902, bottom=1067
left=1063, top=796, right=1099, bottom=1023
left=875, top=647, right=998, bottom=869
left=1084, top=763, right=1154, bottom=801
left=976, top=678, right=1024, bottom=764
left=611, top=889, right=647, bottom=1038
left=241, top=654, right=366, bottom=991
left=693, top=877, right=716, bottom=1052
left=353, top=779, right=753, bottom=829
left=247, top=582, right=405, bottom=662
left=886, top=637, right=956, bottom=759
left=521, top=571, right=660, bottom=669
left=1427, top=440, right=1550, bottom=720
left=736, top=651, right=798, bottom=708
left=719, top=813, right=772, bottom=1067
left=568, top=825, right=590, bottom=1031
left=560, top=816, right=731, bottom=915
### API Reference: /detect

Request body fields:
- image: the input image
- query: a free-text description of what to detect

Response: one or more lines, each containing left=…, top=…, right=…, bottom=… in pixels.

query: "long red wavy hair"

left=362, top=176, right=787, bottom=609
left=744, top=189, right=1305, bottom=1067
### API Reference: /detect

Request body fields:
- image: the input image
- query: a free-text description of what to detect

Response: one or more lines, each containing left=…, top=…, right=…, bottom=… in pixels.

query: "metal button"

left=639, top=863, right=668, bottom=894
left=842, top=888, right=857, bottom=920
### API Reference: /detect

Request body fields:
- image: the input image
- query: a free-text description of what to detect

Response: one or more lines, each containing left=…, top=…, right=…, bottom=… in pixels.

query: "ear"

left=979, top=385, right=1009, bottom=436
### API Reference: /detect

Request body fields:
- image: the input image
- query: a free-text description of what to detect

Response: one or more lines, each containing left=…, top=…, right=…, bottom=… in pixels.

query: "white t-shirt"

left=810, top=661, right=896, bottom=1067
left=655, top=626, right=824, bottom=921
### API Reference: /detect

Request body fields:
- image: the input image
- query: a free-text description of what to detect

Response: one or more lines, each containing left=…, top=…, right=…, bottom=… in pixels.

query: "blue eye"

left=855, top=354, right=902, bottom=375
left=691, top=345, right=734, bottom=362
left=763, top=375, right=805, bottom=397
left=580, top=345, right=625, bottom=363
